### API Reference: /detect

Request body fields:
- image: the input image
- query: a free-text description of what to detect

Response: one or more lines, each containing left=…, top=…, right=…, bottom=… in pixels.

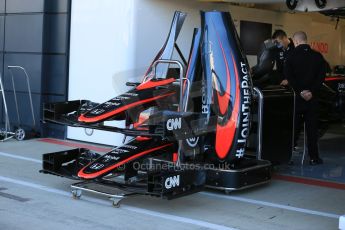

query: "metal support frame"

left=70, top=181, right=137, bottom=207
left=150, top=59, right=189, bottom=166
left=289, top=92, right=318, bottom=166
left=288, top=89, right=300, bottom=165
left=301, top=123, right=307, bottom=165
left=291, top=89, right=296, bottom=157
left=0, top=74, right=13, bottom=141
left=8, top=66, right=36, bottom=127
left=0, top=66, right=34, bottom=141
left=290, top=88, right=308, bottom=165
left=253, top=87, right=264, bottom=160
left=150, top=59, right=189, bottom=112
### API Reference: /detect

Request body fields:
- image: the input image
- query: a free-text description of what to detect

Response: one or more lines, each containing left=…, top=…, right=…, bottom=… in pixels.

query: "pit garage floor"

left=279, top=124, right=345, bottom=184
left=0, top=134, right=345, bottom=230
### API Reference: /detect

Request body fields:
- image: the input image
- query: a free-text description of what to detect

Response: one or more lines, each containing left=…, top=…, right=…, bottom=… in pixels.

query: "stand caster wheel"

left=224, top=190, right=232, bottom=195
left=110, top=198, right=121, bottom=208
left=15, top=128, right=25, bottom=141
left=112, top=201, right=121, bottom=208
left=72, top=189, right=82, bottom=199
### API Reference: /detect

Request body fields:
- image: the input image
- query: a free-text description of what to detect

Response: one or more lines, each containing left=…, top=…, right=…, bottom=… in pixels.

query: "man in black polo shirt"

left=272, top=29, right=295, bottom=86
left=284, top=31, right=326, bottom=165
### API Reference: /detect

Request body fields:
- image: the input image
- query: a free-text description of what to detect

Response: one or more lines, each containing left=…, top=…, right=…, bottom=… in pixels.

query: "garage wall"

left=229, top=6, right=345, bottom=67
left=0, top=0, right=71, bottom=138
left=309, top=22, right=343, bottom=66
left=68, top=0, right=136, bottom=146
left=131, top=1, right=316, bottom=68
left=68, top=0, right=345, bottom=145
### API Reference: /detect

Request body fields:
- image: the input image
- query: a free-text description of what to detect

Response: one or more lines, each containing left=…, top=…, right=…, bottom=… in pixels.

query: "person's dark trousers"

left=294, top=96, right=320, bottom=160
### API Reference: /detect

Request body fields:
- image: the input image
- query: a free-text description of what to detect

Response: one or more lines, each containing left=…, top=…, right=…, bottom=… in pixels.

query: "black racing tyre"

left=286, top=0, right=298, bottom=10
left=315, top=0, right=327, bottom=9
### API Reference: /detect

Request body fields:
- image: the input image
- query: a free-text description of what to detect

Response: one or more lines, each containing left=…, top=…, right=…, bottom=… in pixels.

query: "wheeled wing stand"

left=0, top=66, right=36, bottom=141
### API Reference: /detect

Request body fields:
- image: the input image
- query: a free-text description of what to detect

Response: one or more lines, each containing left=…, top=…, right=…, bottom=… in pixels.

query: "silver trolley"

left=0, top=66, right=36, bottom=141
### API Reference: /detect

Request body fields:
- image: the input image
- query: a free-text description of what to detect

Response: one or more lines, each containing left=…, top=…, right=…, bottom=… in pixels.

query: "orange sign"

left=310, top=41, right=328, bottom=54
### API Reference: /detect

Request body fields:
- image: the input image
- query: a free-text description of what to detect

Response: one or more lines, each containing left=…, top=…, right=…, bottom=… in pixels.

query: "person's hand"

left=300, top=90, right=313, bottom=101
left=280, top=79, right=289, bottom=86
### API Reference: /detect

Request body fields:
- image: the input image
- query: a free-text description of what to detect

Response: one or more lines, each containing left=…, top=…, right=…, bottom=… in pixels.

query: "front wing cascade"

left=43, top=100, right=163, bottom=138
left=40, top=139, right=206, bottom=199
left=43, top=99, right=213, bottom=141
left=41, top=138, right=175, bottom=179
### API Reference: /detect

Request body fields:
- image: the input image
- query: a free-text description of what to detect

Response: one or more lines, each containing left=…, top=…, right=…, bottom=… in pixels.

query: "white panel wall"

left=68, top=0, right=137, bottom=146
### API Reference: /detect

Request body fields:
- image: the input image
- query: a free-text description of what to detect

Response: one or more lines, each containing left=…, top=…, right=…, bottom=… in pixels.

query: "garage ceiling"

left=199, top=0, right=345, bottom=27
left=200, top=0, right=345, bottom=12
